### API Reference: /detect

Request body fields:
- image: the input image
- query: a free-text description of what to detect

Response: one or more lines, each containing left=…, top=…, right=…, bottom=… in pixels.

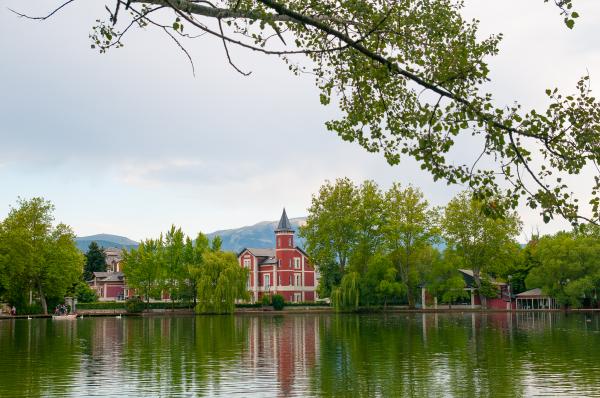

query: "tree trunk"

left=38, top=284, right=48, bottom=315
left=407, top=285, right=415, bottom=309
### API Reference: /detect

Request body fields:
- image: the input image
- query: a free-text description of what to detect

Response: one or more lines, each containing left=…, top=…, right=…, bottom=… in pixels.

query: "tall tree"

left=122, top=238, right=162, bottom=307
left=0, top=198, right=83, bottom=314
left=163, top=225, right=186, bottom=308
left=183, top=232, right=209, bottom=306
left=350, top=180, right=385, bottom=275
left=382, top=184, right=440, bottom=308
left=84, top=241, right=106, bottom=281
left=16, top=0, right=597, bottom=225
left=442, top=192, right=522, bottom=308
left=300, top=178, right=359, bottom=296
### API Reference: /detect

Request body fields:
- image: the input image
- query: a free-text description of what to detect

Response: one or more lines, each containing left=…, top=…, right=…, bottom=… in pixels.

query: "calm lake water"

left=1, top=312, right=600, bottom=397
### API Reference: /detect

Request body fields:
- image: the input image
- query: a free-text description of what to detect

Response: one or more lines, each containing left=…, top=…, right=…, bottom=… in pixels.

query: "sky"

left=1, top=0, right=600, bottom=241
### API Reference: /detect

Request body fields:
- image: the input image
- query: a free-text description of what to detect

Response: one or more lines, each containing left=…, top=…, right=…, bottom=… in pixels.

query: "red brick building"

left=238, top=209, right=318, bottom=303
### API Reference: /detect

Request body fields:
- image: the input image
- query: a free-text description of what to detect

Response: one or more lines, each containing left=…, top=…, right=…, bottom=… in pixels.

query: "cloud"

left=0, top=0, right=599, bottom=238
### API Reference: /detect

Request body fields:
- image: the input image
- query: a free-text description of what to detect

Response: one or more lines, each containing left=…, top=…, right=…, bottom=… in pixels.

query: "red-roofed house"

left=238, top=209, right=318, bottom=303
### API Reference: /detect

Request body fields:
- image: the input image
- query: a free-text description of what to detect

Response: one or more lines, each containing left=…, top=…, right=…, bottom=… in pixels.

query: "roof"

left=458, top=269, right=505, bottom=287
left=516, top=288, right=547, bottom=297
left=275, top=208, right=294, bottom=232
left=241, top=248, right=276, bottom=258
left=92, top=271, right=125, bottom=282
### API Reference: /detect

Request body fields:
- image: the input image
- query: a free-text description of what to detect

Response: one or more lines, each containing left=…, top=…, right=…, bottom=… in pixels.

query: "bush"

left=285, top=301, right=330, bottom=307
left=74, top=282, right=98, bottom=303
left=20, top=304, right=43, bottom=315
left=261, top=294, right=271, bottom=306
left=271, top=294, right=285, bottom=310
left=125, top=297, right=145, bottom=313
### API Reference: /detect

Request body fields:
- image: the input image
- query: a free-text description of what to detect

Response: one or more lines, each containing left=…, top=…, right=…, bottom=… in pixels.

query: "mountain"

left=207, top=217, right=307, bottom=253
left=75, top=234, right=139, bottom=252
left=75, top=218, right=308, bottom=253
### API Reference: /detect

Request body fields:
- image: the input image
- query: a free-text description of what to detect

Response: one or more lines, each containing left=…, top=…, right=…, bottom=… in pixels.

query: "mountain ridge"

left=74, top=217, right=308, bottom=253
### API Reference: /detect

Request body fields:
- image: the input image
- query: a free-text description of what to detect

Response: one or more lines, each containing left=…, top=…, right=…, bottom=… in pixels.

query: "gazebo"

left=515, top=288, right=558, bottom=309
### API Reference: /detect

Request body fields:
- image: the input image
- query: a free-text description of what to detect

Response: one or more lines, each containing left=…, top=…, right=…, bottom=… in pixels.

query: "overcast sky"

left=1, top=1, right=599, bottom=241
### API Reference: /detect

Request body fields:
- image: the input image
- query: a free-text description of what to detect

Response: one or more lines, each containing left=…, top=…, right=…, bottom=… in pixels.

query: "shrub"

left=261, top=294, right=271, bottom=306
left=125, top=297, right=145, bottom=313
left=74, top=282, right=98, bottom=303
left=271, top=294, right=285, bottom=311
left=285, top=301, right=330, bottom=307
left=20, top=304, right=43, bottom=315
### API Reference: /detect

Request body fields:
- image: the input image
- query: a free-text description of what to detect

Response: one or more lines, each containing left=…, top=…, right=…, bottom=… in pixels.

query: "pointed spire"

left=275, top=208, right=294, bottom=233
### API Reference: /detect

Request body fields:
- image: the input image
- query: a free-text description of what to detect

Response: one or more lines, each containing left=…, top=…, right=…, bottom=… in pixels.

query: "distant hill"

left=207, top=217, right=307, bottom=253
left=75, top=218, right=308, bottom=253
left=75, top=234, right=139, bottom=252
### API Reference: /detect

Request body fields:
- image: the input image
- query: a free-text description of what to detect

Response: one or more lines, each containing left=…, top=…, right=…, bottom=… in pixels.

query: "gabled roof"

left=458, top=269, right=505, bottom=287
left=275, top=208, right=294, bottom=233
left=516, top=288, right=547, bottom=297
left=295, top=246, right=310, bottom=258
left=239, top=248, right=276, bottom=258
left=92, top=271, right=125, bottom=282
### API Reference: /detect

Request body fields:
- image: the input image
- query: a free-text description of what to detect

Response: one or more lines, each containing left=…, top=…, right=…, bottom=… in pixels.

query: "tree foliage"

left=121, top=227, right=246, bottom=313
left=195, top=251, right=249, bottom=314
left=15, top=0, right=598, bottom=226
left=425, top=250, right=468, bottom=306
left=72, top=281, right=99, bottom=303
left=0, top=198, right=83, bottom=314
left=84, top=241, right=106, bottom=281
left=382, top=183, right=440, bottom=307
left=122, top=238, right=163, bottom=306
left=526, top=231, right=600, bottom=308
left=442, top=192, right=522, bottom=307
left=303, top=179, right=441, bottom=308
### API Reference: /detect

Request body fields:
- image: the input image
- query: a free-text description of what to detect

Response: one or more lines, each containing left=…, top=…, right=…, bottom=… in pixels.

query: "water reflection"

left=1, top=313, right=600, bottom=397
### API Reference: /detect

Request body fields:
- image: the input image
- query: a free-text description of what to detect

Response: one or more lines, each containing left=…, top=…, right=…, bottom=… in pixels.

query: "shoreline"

left=3, top=306, right=600, bottom=319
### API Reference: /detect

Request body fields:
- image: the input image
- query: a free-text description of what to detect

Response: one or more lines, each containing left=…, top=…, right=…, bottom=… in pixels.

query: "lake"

left=1, top=312, right=600, bottom=397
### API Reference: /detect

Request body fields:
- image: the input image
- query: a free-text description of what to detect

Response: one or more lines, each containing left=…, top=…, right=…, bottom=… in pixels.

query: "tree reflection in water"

left=2, top=313, right=600, bottom=397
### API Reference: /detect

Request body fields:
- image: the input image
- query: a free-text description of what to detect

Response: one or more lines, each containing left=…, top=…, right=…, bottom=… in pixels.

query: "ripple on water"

left=2, top=313, right=600, bottom=397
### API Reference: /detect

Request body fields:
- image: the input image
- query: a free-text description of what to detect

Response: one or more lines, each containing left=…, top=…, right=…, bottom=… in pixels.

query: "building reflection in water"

left=244, top=315, right=319, bottom=396
left=6, top=312, right=600, bottom=397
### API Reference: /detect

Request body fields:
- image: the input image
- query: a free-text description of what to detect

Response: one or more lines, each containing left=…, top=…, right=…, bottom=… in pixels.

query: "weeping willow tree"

left=195, top=251, right=249, bottom=314
left=332, top=271, right=360, bottom=311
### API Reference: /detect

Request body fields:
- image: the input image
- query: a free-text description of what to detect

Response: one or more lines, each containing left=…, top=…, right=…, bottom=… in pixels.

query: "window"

left=293, top=258, right=301, bottom=269
left=278, top=275, right=281, bottom=286
left=264, top=274, right=270, bottom=288
left=243, top=258, right=251, bottom=268
left=288, top=238, right=292, bottom=246
left=295, top=274, right=302, bottom=287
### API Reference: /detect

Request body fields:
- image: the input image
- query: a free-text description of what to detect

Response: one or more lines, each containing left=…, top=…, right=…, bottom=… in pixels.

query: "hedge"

left=77, top=302, right=125, bottom=310
left=285, top=301, right=331, bottom=307
left=76, top=301, right=328, bottom=310
left=236, top=303, right=261, bottom=308
left=77, top=301, right=191, bottom=310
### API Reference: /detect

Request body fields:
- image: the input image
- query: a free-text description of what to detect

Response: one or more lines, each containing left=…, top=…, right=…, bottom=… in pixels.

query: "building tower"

left=275, top=208, right=294, bottom=250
